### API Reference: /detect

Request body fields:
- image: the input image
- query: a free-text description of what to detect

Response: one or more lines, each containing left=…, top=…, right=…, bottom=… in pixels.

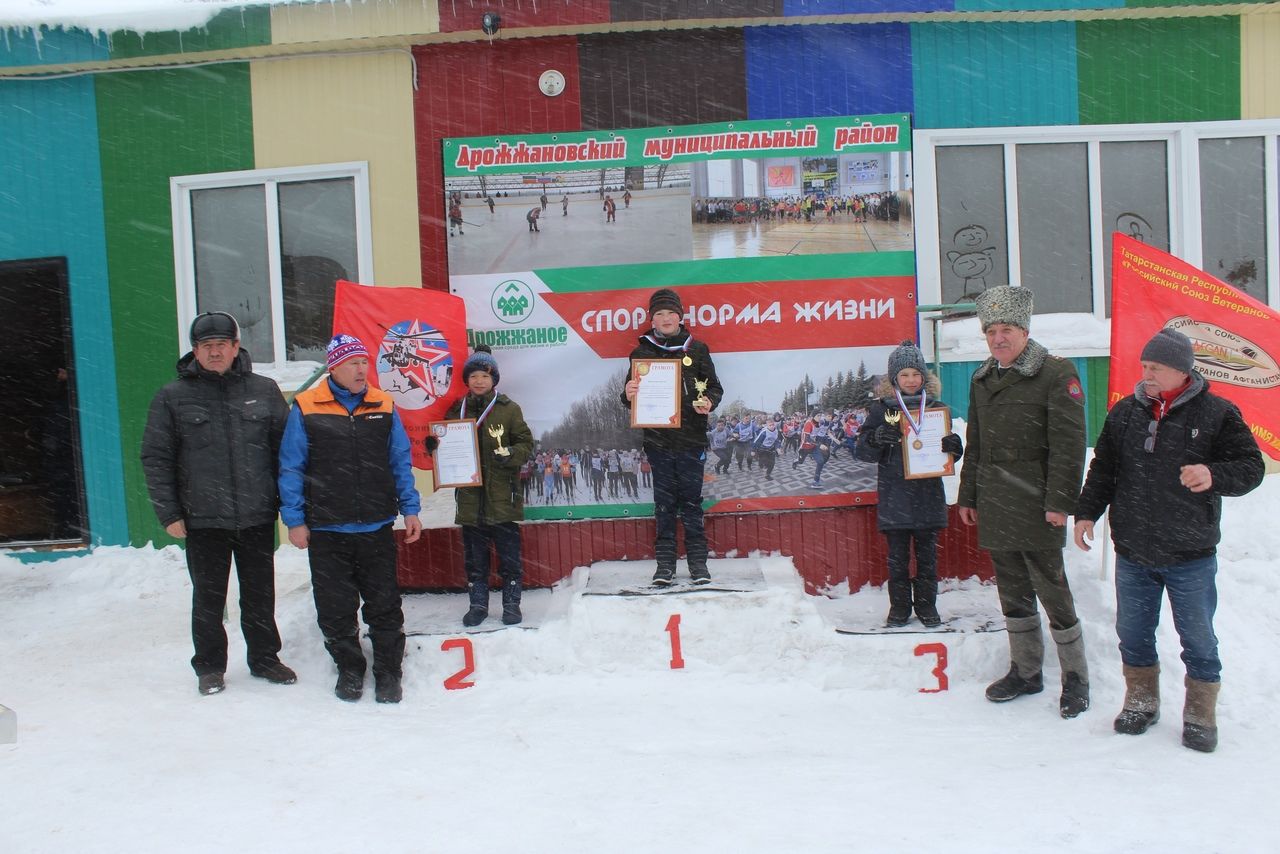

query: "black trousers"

left=309, top=526, right=405, bottom=678
left=462, top=522, right=523, bottom=587
left=884, top=528, right=939, bottom=609
left=185, top=524, right=282, bottom=676
left=650, top=447, right=708, bottom=572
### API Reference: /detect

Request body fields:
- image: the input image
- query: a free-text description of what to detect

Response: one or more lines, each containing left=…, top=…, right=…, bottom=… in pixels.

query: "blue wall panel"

left=785, top=0, right=952, bottom=12
left=911, top=21, right=1079, bottom=128
left=0, top=77, right=128, bottom=546
left=0, top=26, right=109, bottom=67
left=745, top=24, right=914, bottom=120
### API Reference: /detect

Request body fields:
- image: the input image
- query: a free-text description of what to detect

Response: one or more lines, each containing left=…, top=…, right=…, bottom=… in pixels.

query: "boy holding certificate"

left=855, top=340, right=963, bottom=628
left=621, top=288, right=723, bottom=587
left=439, top=345, right=534, bottom=627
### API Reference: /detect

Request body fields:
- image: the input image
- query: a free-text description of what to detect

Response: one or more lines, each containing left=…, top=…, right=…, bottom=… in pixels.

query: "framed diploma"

left=429, top=419, right=483, bottom=488
left=902, top=407, right=956, bottom=480
left=630, top=359, right=682, bottom=429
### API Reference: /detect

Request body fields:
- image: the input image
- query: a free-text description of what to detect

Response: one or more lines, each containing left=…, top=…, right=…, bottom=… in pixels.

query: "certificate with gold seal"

left=902, top=407, right=955, bottom=480
left=429, top=419, right=483, bottom=488
left=631, top=359, right=682, bottom=428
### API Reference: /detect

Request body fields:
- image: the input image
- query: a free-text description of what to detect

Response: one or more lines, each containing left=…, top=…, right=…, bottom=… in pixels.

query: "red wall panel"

left=399, top=506, right=994, bottom=595
left=413, top=38, right=584, bottom=290
left=437, top=1, right=610, bottom=34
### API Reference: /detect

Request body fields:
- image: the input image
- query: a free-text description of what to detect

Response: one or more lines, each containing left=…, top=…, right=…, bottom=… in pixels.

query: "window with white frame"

left=915, top=120, right=1280, bottom=352
left=170, top=163, right=373, bottom=376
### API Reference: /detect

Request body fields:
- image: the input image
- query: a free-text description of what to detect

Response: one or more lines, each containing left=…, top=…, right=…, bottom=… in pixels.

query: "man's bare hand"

left=1180, top=464, right=1213, bottom=493
left=288, top=525, right=310, bottom=550
left=958, top=506, right=977, bottom=526
left=403, top=515, right=422, bottom=544
left=165, top=520, right=187, bottom=539
left=1073, top=520, right=1095, bottom=552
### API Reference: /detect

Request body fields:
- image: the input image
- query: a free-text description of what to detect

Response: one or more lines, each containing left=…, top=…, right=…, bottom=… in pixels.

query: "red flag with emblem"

left=1111, top=234, right=1280, bottom=461
left=332, top=280, right=468, bottom=469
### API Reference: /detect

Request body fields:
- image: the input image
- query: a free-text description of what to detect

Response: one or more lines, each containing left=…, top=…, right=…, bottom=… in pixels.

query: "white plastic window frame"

left=914, top=120, right=1280, bottom=360
left=170, top=162, right=374, bottom=371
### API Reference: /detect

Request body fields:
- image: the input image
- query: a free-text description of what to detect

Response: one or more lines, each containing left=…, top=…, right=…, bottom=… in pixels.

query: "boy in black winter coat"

left=856, top=340, right=963, bottom=627
left=621, top=288, right=723, bottom=586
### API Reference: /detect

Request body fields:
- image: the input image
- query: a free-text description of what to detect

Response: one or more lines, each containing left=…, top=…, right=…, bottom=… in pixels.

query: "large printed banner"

left=332, top=280, right=468, bottom=469
left=1111, top=234, right=1280, bottom=461
left=444, top=115, right=917, bottom=519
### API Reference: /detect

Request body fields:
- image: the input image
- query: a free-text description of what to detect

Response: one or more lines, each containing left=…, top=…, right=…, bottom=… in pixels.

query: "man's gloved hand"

left=424, top=435, right=439, bottom=453
left=941, top=433, right=963, bottom=457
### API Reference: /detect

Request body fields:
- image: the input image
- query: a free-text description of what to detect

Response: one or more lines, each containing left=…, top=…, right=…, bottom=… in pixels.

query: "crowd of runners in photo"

left=521, top=406, right=872, bottom=506
left=694, top=191, right=902, bottom=224
left=447, top=187, right=640, bottom=237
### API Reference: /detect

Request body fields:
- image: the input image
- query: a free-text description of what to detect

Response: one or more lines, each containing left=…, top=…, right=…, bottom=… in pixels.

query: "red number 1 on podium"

left=665, top=614, right=685, bottom=670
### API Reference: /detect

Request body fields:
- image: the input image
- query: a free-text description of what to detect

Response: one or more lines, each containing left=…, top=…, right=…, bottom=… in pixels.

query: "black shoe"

left=915, top=603, right=942, bottom=628
left=985, top=667, right=1044, bottom=702
left=1182, top=722, right=1218, bottom=753
left=652, top=569, right=675, bottom=587
left=374, top=675, right=403, bottom=704
left=690, top=567, right=711, bottom=586
left=197, top=673, right=225, bottom=696
left=335, top=669, right=364, bottom=702
left=249, top=660, right=297, bottom=685
left=1059, top=673, right=1090, bottom=718
left=1114, top=707, right=1159, bottom=735
left=462, top=606, right=488, bottom=627
left=885, top=606, right=912, bottom=628
left=502, top=604, right=523, bottom=625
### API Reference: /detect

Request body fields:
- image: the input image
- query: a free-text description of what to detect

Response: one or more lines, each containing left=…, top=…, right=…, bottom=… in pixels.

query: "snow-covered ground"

left=2, top=474, right=1278, bottom=852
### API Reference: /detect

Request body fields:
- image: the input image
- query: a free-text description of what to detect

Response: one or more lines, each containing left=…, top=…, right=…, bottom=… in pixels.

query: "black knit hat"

left=189, top=311, right=240, bottom=344
left=1141, top=328, right=1195, bottom=374
left=648, top=288, right=683, bottom=318
left=887, top=340, right=927, bottom=385
left=463, top=343, right=499, bottom=385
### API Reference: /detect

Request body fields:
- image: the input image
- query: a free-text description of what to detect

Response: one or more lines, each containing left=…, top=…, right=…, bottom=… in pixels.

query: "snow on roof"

left=0, top=0, right=333, bottom=35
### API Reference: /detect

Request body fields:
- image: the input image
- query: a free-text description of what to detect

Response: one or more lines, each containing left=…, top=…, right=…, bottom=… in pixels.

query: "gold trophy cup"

left=693, top=378, right=710, bottom=409
left=488, top=423, right=511, bottom=456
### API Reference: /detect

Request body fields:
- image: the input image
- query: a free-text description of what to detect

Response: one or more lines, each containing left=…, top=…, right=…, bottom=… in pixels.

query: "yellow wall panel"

left=250, top=52, right=423, bottom=287
left=270, top=0, right=438, bottom=44
left=1242, top=10, right=1280, bottom=119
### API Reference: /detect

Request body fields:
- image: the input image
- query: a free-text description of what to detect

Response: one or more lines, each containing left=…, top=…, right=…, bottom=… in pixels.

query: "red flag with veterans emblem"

left=332, top=280, right=468, bottom=469
left=1111, top=234, right=1280, bottom=461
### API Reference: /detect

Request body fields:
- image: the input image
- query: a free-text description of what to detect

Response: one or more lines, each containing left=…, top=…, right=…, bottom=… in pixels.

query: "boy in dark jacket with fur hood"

left=856, top=340, right=963, bottom=628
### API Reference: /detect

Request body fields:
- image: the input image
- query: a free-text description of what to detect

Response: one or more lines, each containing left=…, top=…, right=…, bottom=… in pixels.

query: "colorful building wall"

left=2, top=0, right=1279, bottom=547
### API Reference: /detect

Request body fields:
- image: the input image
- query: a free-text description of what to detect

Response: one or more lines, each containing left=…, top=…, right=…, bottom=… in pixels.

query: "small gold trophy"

left=883, top=410, right=901, bottom=425
left=488, top=423, right=510, bottom=456
left=693, top=378, right=710, bottom=408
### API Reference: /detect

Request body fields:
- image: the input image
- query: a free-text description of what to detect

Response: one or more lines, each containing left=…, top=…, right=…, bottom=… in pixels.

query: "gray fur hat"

left=1141, top=328, right=1195, bottom=374
left=976, top=285, right=1033, bottom=331
left=887, top=340, right=928, bottom=384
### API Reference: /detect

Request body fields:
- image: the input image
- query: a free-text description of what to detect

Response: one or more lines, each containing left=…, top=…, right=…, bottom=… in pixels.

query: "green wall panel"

left=95, top=65, right=255, bottom=545
left=108, top=7, right=270, bottom=60
left=1077, top=16, right=1240, bottom=124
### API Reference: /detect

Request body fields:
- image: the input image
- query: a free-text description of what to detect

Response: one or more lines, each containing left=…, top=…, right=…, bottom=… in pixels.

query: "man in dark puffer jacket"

left=141, top=311, right=295, bottom=697
left=1075, top=328, right=1264, bottom=753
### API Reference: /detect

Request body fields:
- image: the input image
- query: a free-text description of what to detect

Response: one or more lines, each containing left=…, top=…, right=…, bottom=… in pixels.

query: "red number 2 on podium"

left=441, top=638, right=476, bottom=690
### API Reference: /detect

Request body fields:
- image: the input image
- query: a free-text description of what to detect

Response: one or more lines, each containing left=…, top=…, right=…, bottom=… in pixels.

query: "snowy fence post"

left=0, top=704, right=15, bottom=744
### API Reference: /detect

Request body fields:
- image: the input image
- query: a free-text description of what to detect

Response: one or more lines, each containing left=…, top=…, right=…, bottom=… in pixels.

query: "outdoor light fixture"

left=481, top=12, right=501, bottom=35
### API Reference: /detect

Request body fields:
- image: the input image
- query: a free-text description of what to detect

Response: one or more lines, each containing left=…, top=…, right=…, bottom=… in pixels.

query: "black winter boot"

left=987, top=615, right=1044, bottom=702
left=335, top=669, right=364, bottom=702
left=885, top=605, right=912, bottom=627
left=502, top=579, right=523, bottom=626
left=1052, top=622, right=1090, bottom=719
left=986, top=664, right=1044, bottom=702
left=1114, top=664, right=1160, bottom=735
left=463, top=577, right=489, bottom=627
left=375, top=674, right=403, bottom=704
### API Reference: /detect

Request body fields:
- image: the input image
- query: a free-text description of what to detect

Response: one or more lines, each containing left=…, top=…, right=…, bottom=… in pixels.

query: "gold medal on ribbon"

left=913, top=439, right=924, bottom=450
left=682, top=355, right=693, bottom=366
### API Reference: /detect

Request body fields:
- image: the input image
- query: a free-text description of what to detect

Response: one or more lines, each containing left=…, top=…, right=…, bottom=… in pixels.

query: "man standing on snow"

left=957, top=285, right=1090, bottom=719
left=1074, top=328, right=1263, bottom=752
left=279, top=334, right=422, bottom=704
left=141, top=311, right=296, bottom=697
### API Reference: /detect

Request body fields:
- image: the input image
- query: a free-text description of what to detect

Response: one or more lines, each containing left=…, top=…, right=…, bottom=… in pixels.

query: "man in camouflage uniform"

left=957, top=285, right=1090, bottom=719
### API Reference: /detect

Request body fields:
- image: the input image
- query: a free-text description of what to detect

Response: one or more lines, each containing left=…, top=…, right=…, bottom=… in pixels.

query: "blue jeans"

left=1115, top=554, right=1220, bottom=682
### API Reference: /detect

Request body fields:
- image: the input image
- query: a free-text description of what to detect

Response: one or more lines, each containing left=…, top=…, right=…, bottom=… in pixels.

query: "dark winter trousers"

left=756, top=447, right=777, bottom=478
left=649, top=447, right=708, bottom=572
left=308, top=526, right=405, bottom=680
left=185, top=523, right=282, bottom=677
left=990, top=549, right=1080, bottom=631
left=462, top=521, right=524, bottom=611
left=884, top=528, right=939, bottom=610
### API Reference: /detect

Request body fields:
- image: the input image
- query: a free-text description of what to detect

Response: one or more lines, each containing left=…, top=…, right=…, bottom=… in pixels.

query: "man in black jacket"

left=621, top=288, right=722, bottom=586
left=1074, top=328, right=1264, bottom=752
left=141, top=312, right=295, bottom=696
